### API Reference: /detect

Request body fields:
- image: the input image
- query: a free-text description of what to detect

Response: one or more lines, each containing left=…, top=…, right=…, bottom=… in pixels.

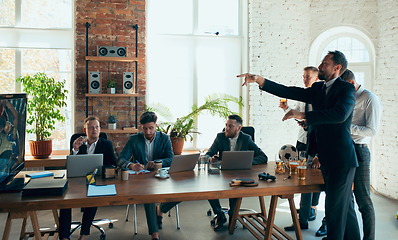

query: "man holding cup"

left=117, top=111, right=174, bottom=240
left=279, top=66, right=322, bottom=232
left=59, top=116, right=117, bottom=240
left=206, top=114, right=268, bottom=231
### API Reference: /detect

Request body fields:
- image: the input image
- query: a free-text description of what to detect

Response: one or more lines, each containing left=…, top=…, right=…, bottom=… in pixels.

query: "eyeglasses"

left=88, top=126, right=100, bottom=130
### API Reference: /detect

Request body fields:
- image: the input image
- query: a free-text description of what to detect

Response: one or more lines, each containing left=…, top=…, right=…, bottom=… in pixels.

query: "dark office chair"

left=68, top=132, right=113, bottom=240
left=207, top=126, right=258, bottom=226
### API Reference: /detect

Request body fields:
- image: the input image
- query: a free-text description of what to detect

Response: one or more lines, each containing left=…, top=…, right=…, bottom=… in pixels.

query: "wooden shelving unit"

left=84, top=21, right=139, bottom=131
left=85, top=93, right=139, bottom=97
left=85, top=56, right=142, bottom=62
left=101, top=128, right=139, bottom=134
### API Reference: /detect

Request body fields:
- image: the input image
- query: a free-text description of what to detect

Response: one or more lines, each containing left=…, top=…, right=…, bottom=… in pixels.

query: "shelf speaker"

left=89, top=72, right=101, bottom=94
left=97, top=46, right=126, bottom=57
left=123, top=72, right=134, bottom=94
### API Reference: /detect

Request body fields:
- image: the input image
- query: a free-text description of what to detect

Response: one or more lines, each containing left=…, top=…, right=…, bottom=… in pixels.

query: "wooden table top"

left=0, top=163, right=324, bottom=213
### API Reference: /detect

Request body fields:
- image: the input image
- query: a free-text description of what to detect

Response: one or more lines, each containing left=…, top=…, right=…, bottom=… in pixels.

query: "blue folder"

left=26, top=171, right=54, bottom=179
left=87, top=184, right=117, bottom=197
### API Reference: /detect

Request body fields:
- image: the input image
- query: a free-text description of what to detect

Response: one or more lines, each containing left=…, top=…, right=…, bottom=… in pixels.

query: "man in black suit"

left=238, top=50, right=360, bottom=240
left=206, top=114, right=268, bottom=231
left=59, top=116, right=117, bottom=240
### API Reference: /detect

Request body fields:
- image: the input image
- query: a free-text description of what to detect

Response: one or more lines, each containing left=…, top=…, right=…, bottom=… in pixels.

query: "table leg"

left=264, top=195, right=278, bottom=240
left=287, top=196, right=302, bottom=240
left=259, top=196, right=267, bottom=220
left=28, top=211, right=42, bottom=240
left=229, top=197, right=243, bottom=234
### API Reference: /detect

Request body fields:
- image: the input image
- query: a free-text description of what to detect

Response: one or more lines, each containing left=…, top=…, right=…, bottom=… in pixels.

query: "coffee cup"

left=154, top=160, right=162, bottom=172
left=121, top=168, right=129, bottom=180
left=158, top=168, right=168, bottom=178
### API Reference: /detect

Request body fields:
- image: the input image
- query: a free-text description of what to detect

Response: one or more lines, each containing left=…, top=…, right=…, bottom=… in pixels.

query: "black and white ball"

left=278, top=144, right=297, bottom=160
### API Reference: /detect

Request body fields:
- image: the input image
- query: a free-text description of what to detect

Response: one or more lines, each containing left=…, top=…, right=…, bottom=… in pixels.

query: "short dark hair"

left=84, top=116, right=99, bottom=127
left=228, top=114, right=243, bottom=126
left=328, top=50, right=348, bottom=76
left=303, top=66, right=319, bottom=73
left=140, top=111, right=158, bottom=125
left=340, top=69, right=355, bottom=82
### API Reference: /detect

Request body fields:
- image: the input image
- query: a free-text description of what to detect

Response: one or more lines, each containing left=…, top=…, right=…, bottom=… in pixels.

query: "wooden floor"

left=1, top=192, right=397, bottom=240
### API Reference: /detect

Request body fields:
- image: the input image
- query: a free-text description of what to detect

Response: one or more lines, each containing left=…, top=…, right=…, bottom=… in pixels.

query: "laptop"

left=66, top=154, right=103, bottom=178
left=221, top=151, right=254, bottom=170
left=168, top=153, right=200, bottom=173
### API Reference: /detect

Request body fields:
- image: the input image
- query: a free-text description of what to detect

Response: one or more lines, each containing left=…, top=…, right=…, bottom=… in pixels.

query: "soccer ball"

left=278, top=144, right=297, bottom=161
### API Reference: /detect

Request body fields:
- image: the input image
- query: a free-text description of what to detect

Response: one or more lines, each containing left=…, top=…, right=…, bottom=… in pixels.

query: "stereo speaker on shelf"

left=123, top=72, right=134, bottom=94
left=97, top=46, right=126, bottom=57
left=89, top=72, right=101, bottom=94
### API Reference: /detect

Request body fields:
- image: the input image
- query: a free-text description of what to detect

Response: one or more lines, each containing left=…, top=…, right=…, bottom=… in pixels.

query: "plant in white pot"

left=106, top=79, right=117, bottom=94
left=16, top=72, right=68, bottom=158
left=108, top=115, right=117, bottom=130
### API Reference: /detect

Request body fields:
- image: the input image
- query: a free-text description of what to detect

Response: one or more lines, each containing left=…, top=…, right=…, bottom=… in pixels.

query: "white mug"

left=158, top=168, right=167, bottom=178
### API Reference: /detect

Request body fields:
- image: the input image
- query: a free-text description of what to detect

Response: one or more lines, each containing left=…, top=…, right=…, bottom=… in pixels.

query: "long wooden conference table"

left=0, top=162, right=325, bottom=240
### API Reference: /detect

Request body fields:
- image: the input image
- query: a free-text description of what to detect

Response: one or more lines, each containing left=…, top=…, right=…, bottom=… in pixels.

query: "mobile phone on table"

left=54, top=173, right=65, bottom=179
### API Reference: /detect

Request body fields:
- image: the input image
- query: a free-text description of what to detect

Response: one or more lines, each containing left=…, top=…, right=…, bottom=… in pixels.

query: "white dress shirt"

left=351, top=85, right=383, bottom=144
left=72, top=138, right=99, bottom=155
left=229, top=135, right=238, bottom=151
left=145, top=134, right=156, bottom=162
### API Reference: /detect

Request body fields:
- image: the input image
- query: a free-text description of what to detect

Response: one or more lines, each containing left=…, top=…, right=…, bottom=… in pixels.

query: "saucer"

left=155, top=174, right=169, bottom=179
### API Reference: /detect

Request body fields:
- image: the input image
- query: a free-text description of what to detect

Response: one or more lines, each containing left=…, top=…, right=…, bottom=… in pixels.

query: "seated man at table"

left=206, top=114, right=268, bottom=231
left=59, top=116, right=117, bottom=240
left=116, top=111, right=174, bottom=240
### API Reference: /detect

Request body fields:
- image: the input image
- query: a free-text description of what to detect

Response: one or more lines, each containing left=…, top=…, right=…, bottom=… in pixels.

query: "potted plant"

left=108, top=115, right=117, bottom=130
left=106, top=79, right=117, bottom=94
left=16, top=72, right=68, bottom=158
left=147, top=93, right=243, bottom=155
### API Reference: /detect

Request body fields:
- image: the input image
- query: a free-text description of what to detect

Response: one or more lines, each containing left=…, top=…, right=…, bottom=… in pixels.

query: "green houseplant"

left=106, top=79, right=117, bottom=94
left=16, top=72, right=68, bottom=158
left=147, top=93, right=243, bottom=154
left=107, top=114, right=118, bottom=130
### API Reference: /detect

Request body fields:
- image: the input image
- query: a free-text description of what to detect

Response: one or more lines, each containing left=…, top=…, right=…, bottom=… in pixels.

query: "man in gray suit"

left=206, top=114, right=268, bottom=231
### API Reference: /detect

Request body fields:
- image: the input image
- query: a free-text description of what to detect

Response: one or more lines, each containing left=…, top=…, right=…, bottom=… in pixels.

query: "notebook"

left=66, top=154, right=103, bottom=178
left=168, top=153, right=200, bottom=173
left=221, top=151, right=254, bottom=170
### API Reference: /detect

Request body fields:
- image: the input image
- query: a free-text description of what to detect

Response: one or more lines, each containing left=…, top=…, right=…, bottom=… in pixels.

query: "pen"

left=88, top=168, right=98, bottom=185
left=136, top=160, right=145, bottom=170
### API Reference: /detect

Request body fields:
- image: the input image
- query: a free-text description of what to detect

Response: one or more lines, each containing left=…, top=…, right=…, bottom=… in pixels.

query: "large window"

left=146, top=0, right=245, bottom=150
left=0, top=0, right=74, bottom=150
left=309, top=26, right=375, bottom=91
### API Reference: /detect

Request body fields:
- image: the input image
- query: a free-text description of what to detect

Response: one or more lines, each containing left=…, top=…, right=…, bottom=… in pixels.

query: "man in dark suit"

left=206, top=114, right=268, bottom=231
left=59, top=116, right=117, bottom=240
left=238, top=50, right=360, bottom=240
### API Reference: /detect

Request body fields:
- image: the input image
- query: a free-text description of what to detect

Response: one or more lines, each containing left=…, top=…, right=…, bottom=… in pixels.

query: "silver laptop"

left=66, top=154, right=103, bottom=178
left=221, top=151, right=254, bottom=170
left=168, top=153, right=200, bottom=173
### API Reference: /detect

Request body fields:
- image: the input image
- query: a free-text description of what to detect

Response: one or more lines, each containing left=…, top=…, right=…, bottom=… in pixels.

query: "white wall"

left=247, top=0, right=398, bottom=199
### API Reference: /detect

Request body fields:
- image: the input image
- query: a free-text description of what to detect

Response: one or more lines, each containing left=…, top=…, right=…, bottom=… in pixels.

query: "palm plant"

left=146, top=93, right=244, bottom=142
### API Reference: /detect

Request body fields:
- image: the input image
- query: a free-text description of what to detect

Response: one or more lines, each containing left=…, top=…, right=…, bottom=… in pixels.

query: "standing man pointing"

left=238, top=50, right=360, bottom=240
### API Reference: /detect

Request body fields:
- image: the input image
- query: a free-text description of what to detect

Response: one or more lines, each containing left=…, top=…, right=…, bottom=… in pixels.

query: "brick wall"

left=373, top=0, right=398, bottom=199
left=248, top=0, right=398, bottom=199
left=75, top=0, right=146, bottom=154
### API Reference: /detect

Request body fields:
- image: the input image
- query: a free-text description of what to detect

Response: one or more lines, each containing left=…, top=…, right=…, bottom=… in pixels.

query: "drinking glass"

left=297, top=165, right=307, bottom=180
left=198, top=150, right=207, bottom=170
left=274, top=154, right=285, bottom=174
left=298, top=151, right=307, bottom=166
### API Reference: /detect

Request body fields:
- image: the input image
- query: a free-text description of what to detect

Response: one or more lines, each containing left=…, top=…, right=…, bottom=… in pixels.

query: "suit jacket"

left=260, top=78, right=358, bottom=169
left=71, top=138, right=117, bottom=166
left=206, top=131, right=268, bottom=165
left=117, top=131, right=174, bottom=169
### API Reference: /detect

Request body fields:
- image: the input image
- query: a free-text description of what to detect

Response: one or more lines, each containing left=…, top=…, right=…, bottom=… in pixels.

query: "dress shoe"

left=213, top=215, right=227, bottom=231
left=284, top=222, right=308, bottom=231
left=157, top=215, right=163, bottom=230
left=316, top=222, right=327, bottom=237
left=309, top=208, right=317, bottom=221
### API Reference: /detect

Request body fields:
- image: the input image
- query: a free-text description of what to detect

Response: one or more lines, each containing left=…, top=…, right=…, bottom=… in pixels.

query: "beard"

left=318, top=71, right=326, bottom=80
